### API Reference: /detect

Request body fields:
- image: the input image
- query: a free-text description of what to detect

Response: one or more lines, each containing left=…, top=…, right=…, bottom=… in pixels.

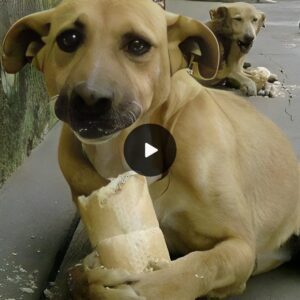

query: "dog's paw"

left=68, top=264, right=144, bottom=300
left=89, top=283, right=144, bottom=300
left=258, top=81, right=281, bottom=98
left=240, top=81, right=257, bottom=96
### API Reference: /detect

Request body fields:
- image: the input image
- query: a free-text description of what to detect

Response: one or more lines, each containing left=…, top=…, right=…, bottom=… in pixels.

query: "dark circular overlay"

left=124, top=124, right=177, bottom=177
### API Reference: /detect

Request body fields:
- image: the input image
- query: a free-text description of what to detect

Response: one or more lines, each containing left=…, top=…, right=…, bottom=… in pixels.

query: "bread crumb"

left=79, top=171, right=137, bottom=206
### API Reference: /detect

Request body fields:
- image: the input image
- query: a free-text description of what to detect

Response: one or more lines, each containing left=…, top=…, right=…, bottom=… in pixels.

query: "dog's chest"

left=82, top=137, right=165, bottom=183
left=83, top=142, right=218, bottom=254
left=82, top=140, right=128, bottom=179
left=150, top=177, right=219, bottom=256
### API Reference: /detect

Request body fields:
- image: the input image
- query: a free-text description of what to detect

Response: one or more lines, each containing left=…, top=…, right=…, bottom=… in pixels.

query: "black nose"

left=70, top=85, right=113, bottom=119
left=243, top=34, right=254, bottom=44
left=71, top=92, right=112, bottom=117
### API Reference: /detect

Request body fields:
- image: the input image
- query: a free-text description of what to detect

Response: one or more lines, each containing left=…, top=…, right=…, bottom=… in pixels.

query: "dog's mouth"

left=70, top=107, right=141, bottom=141
left=237, top=40, right=253, bottom=53
left=55, top=95, right=141, bottom=141
left=74, top=131, right=121, bottom=145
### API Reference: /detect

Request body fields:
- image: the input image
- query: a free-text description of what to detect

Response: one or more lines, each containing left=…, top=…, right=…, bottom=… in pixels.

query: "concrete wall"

left=0, top=0, right=60, bottom=186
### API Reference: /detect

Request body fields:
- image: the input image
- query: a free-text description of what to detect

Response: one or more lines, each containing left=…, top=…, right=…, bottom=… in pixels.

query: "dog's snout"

left=73, top=84, right=113, bottom=107
left=243, top=34, right=254, bottom=44
left=70, top=84, right=113, bottom=117
left=71, top=93, right=112, bottom=117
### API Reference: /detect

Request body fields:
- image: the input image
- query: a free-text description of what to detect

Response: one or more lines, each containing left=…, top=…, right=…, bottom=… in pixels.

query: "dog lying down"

left=2, top=0, right=300, bottom=299
left=201, top=2, right=278, bottom=97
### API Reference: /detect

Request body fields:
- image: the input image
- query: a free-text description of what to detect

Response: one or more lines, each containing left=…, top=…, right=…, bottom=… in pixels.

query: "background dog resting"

left=203, top=2, right=276, bottom=96
left=2, top=0, right=300, bottom=299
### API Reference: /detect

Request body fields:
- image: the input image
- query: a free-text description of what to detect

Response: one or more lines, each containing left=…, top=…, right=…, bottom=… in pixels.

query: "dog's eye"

left=126, top=39, right=151, bottom=56
left=234, top=17, right=242, bottom=22
left=56, top=29, right=83, bottom=53
left=253, top=18, right=258, bottom=22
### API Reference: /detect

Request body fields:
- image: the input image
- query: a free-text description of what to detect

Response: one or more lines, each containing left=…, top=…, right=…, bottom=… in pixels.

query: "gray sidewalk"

left=0, top=124, right=76, bottom=300
left=0, top=0, right=299, bottom=299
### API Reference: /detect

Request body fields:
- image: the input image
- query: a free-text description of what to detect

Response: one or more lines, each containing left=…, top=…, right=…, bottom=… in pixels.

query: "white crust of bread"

left=97, top=227, right=170, bottom=273
left=78, top=171, right=170, bottom=273
left=78, top=172, right=159, bottom=246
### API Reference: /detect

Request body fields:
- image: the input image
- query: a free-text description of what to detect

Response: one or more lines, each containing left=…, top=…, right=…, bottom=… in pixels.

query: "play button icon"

left=124, top=124, right=176, bottom=177
left=145, top=143, right=158, bottom=158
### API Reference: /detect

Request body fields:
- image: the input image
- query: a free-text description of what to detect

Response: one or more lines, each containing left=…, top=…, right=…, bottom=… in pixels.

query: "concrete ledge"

left=0, top=124, right=76, bottom=300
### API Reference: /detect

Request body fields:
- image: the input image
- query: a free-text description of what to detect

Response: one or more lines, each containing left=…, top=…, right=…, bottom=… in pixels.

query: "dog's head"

left=2, top=0, right=219, bottom=143
left=210, top=2, right=265, bottom=54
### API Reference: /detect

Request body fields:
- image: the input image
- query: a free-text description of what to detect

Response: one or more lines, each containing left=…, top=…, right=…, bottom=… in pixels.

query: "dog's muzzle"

left=237, top=34, right=255, bottom=54
left=55, top=85, right=141, bottom=140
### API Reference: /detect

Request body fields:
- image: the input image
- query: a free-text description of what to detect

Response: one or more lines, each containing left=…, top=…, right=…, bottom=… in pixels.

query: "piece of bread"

left=78, top=171, right=170, bottom=273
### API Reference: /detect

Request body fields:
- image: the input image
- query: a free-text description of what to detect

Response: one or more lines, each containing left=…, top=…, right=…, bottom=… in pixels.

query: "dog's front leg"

left=58, top=124, right=108, bottom=202
left=228, top=72, right=257, bottom=96
left=73, top=238, right=255, bottom=299
left=131, top=238, right=255, bottom=299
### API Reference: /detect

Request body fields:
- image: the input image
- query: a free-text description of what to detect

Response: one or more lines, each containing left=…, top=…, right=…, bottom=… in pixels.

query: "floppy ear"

left=209, top=6, right=228, bottom=22
left=1, top=9, right=53, bottom=74
left=257, top=11, right=266, bottom=32
left=152, top=0, right=165, bottom=9
left=166, top=12, right=219, bottom=81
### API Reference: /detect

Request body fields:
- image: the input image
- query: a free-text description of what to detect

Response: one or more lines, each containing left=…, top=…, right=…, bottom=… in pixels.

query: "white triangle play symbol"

left=145, top=143, right=158, bottom=158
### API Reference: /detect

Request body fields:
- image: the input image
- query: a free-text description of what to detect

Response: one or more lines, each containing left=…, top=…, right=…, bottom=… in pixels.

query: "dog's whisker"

left=127, top=110, right=137, bottom=123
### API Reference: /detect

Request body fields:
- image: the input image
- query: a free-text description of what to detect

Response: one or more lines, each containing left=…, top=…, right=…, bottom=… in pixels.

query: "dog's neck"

left=157, top=70, right=206, bottom=128
left=217, top=34, right=232, bottom=62
left=206, top=21, right=245, bottom=67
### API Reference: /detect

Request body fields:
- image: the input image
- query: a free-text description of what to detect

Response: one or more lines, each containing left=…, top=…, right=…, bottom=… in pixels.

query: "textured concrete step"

left=0, top=123, right=76, bottom=300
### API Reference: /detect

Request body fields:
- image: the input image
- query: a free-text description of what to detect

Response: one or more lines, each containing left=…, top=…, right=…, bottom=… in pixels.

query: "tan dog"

left=205, top=2, right=271, bottom=96
left=2, top=0, right=300, bottom=299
